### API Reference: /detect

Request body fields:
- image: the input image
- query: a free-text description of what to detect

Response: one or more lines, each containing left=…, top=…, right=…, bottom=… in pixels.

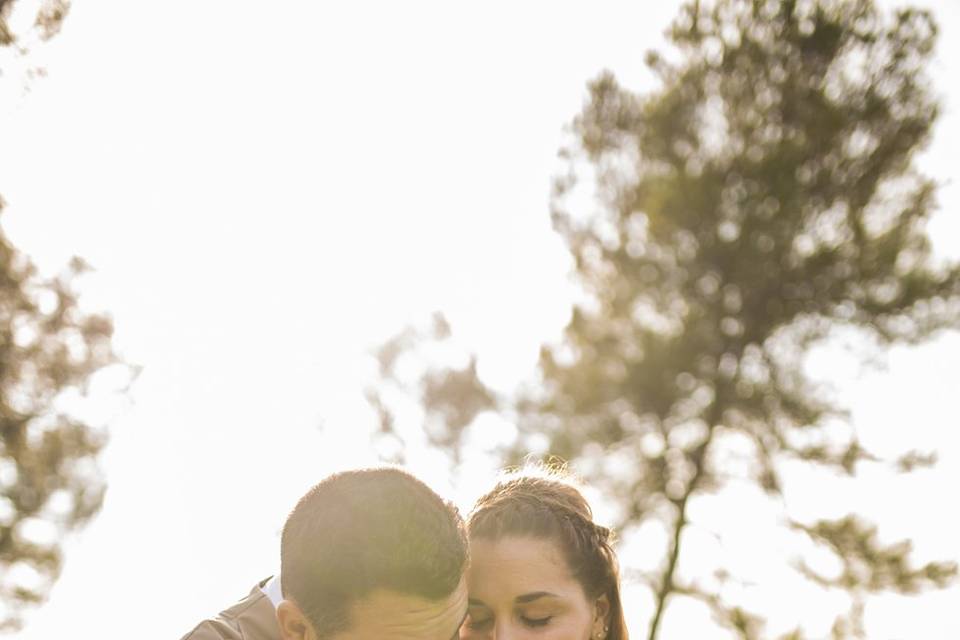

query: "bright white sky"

left=1, top=1, right=958, bottom=638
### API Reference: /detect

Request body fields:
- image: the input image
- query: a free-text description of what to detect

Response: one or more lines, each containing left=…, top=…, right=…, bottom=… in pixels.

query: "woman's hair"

left=467, top=465, right=629, bottom=640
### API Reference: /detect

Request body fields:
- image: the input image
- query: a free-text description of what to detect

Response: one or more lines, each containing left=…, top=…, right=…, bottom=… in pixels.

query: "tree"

left=367, top=0, right=959, bottom=637
left=1, top=0, right=123, bottom=632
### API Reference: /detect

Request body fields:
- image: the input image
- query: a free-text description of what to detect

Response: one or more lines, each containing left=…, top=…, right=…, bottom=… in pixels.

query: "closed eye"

left=466, top=615, right=492, bottom=631
left=521, top=615, right=553, bottom=628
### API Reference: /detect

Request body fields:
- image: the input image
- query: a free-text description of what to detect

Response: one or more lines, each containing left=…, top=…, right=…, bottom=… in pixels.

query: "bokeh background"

left=1, top=0, right=958, bottom=638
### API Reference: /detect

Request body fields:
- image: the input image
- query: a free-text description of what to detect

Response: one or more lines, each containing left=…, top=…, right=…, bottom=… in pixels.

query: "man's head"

left=276, top=468, right=469, bottom=640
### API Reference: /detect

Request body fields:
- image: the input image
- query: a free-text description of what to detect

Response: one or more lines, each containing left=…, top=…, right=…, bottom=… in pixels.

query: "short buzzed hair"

left=280, top=468, right=468, bottom=638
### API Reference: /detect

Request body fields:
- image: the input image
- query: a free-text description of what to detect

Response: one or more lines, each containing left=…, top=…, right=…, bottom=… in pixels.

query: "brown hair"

left=281, top=467, right=468, bottom=638
left=467, top=467, right=629, bottom=640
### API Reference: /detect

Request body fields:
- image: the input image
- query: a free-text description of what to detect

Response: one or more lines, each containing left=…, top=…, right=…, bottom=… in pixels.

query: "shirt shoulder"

left=179, top=580, right=279, bottom=640
left=180, top=618, right=244, bottom=640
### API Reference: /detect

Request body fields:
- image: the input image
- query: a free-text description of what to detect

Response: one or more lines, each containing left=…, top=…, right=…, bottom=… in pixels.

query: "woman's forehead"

left=467, top=536, right=576, bottom=593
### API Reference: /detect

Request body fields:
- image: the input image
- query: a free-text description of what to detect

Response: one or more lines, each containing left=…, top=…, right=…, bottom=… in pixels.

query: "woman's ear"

left=276, top=599, right=315, bottom=640
left=591, top=594, right=611, bottom=639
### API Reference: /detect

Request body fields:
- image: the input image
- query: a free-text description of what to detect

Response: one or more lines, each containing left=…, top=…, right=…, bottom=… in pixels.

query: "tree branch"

left=647, top=398, right=723, bottom=640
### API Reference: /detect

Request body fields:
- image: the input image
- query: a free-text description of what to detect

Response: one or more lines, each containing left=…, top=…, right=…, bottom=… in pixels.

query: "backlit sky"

left=2, top=1, right=958, bottom=638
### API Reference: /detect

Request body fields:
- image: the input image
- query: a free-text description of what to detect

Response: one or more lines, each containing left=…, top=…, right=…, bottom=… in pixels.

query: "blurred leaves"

left=0, top=0, right=71, bottom=48
left=791, top=515, right=957, bottom=638
left=1, top=1, right=126, bottom=631
left=366, top=312, right=501, bottom=465
left=791, top=515, right=957, bottom=594
left=420, top=356, right=496, bottom=457
left=893, top=449, right=937, bottom=473
left=0, top=207, right=123, bottom=632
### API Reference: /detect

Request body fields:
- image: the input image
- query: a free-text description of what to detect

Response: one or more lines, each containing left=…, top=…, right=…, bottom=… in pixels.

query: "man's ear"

left=592, top=594, right=611, bottom=639
left=276, top=600, right=315, bottom=640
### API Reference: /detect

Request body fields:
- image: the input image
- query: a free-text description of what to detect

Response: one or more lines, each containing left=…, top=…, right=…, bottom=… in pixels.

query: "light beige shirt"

left=180, top=578, right=280, bottom=640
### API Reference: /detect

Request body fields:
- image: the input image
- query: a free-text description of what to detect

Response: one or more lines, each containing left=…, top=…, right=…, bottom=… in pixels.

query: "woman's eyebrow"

left=515, top=591, right=560, bottom=604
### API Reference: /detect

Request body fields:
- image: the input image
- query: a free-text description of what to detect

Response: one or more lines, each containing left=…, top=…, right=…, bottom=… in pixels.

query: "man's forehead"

left=342, top=579, right=468, bottom=640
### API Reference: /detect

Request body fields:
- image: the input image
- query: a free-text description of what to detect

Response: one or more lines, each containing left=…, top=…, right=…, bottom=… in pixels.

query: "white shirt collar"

left=260, top=574, right=284, bottom=609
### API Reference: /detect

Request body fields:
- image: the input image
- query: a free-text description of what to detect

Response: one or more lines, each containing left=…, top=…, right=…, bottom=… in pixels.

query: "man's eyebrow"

left=515, top=591, right=560, bottom=604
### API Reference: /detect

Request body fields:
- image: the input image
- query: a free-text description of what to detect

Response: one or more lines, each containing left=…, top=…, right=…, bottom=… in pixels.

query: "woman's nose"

left=493, top=621, right=520, bottom=640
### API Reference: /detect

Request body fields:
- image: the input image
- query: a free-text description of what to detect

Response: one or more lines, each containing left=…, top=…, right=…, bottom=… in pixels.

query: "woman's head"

left=462, top=468, right=628, bottom=640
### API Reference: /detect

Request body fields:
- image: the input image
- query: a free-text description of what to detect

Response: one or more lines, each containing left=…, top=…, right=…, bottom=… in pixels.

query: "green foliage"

left=369, top=0, right=958, bottom=636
